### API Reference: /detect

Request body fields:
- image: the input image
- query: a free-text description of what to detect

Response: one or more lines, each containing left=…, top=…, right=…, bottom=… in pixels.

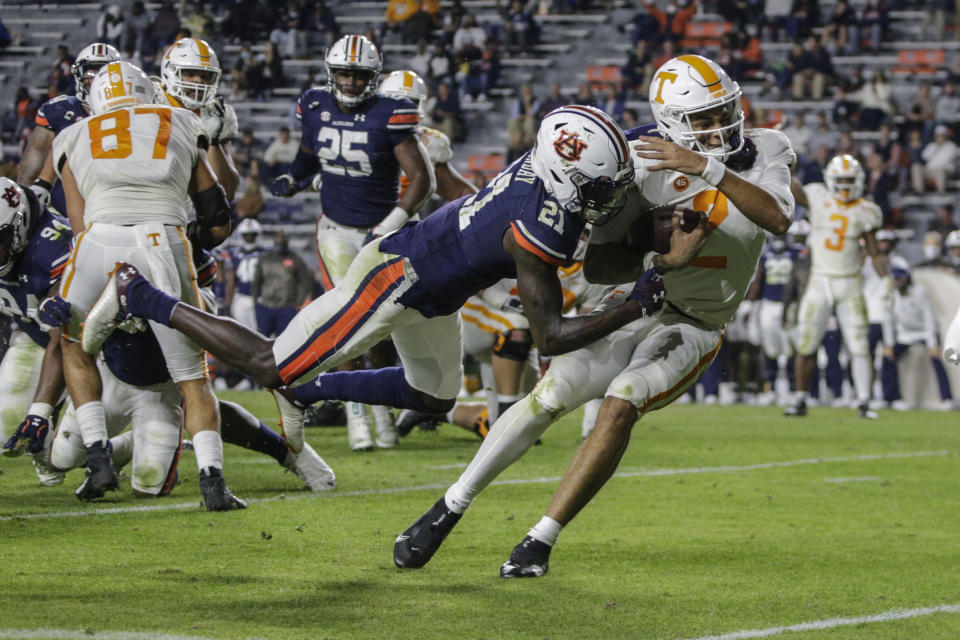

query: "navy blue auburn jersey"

left=35, top=95, right=86, bottom=134
left=0, top=209, right=72, bottom=347
left=101, top=328, right=170, bottom=387
left=380, top=152, right=585, bottom=317
left=230, top=245, right=265, bottom=296
left=297, top=87, right=419, bottom=228
left=760, top=246, right=801, bottom=302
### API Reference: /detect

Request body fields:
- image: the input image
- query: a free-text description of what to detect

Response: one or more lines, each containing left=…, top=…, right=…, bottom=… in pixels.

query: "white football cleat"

left=82, top=263, right=146, bottom=355
left=372, top=405, right=398, bottom=448
left=346, top=402, right=374, bottom=452
left=272, top=389, right=305, bottom=453
left=283, top=442, right=336, bottom=491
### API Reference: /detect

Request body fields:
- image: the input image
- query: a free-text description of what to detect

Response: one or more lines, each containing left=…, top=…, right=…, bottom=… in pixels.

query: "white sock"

left=453, top=394, right=558, bottom=505
left=444, top=484, right=471, bottom=514
left=528, top=516, right=563, bottom=547
left=851, top=354, right=873, bottom=405
left=796, top=390, right=808, bottom=403
left=346, top=401, right=367, bottom=422
left=191, top=429, right=224, bottom=473
left=76, top=401, right=107, bottom=448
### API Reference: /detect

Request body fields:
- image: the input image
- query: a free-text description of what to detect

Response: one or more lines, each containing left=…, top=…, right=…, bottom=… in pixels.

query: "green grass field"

left=2, top=391, right=960, bottom=640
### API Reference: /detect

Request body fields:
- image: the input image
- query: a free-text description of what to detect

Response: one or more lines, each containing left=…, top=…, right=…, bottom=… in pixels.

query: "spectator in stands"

left=621, top=40, right=653, bottom=95
left=904, top=82, right=934, bottom=140
left=453, top=13, right=487, bottom=51
left=621, top=107, right=640, bottom=129
left=302, top=1, right=340, bottom=53
left=49, top=45, right=74, bottom=96
left=644, top=0, right=698, bottom=45
left=903, top=128, right=925, bottom=193
left=507, top=128, right=527, bottom=164
left=781, top=112, right=813, bottom=158
left=798, top=144, right=830, bottom=183
left=928, top=204, right=958, bottom=239
left=385, top=0, right=421, bottom=42
left=873, top=122, right=902, bottom=166
left=625, top=2, right=661, bottom=47
left=537, top=82, right=569, bottom=118
left=573, top=82, right=598, bottom=108
left=98, top=5, right=126, bottom=49
left=785, top=0, right=820, bottom=41
left=124, top=1, right=152, bottom=61
left=599, top=85, right=625, bottom=122
left=252, top=231, right=313, bottom=338
left=916, top=231, right=948, bottom=268
left=454, top=33, right=487, bottom=102
left=0, top=19, right=10, bottom=51
left=824, top=0, right=858, bottom=54
left=947, top=54, right=960, bottom=85
left=384, top=0, right=438, bottom=45
left=232, top=128, right=264, bottom=177
left=933, top=82, right=960, bottom=136
left=717, top=0, right=763, bottom=33
left=914, top=125, right=958, bottom=193
left=651, top=39, right=677, bottom=70
left=860, top=0, right=888, bottom=52
left=865, top=152, right=895, bottom=221
left=853, top=70, right=892, bottom=131
left=503, top=0, right=539, bottom=54
left=181, top=1, right=214, bottom=40
left=508, top=83, right=540, bottom=147
left=481, top=39, right=502, bottom=100
left=807, top=112, right=835, bottom=157
left=260, top=41, right=285, bottom=94
left=149, top=1, right=181, bottom=51
left=409, top=40, right=432, bottom=78
left=263, top=127, right=299, bottom=181
left=6, top=87, right=36, bottom=144
left=270, top=11, right=302, bottom=59
left=429, top=81, right=461, bottom=141
left=427, top=40, right=456, bottom=90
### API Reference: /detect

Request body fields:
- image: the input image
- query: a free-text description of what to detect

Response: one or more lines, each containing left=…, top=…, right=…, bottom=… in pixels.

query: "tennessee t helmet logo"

left=2, top=186, right=20, bottom=209
left=553, top=129, right=588, bottom=161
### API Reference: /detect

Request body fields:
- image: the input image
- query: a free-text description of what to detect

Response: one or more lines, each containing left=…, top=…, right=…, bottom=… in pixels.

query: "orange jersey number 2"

left=88, top=107, right=172, bottom=160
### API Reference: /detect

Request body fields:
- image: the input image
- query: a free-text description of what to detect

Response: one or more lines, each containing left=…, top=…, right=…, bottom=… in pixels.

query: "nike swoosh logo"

left=395, top=534, right=410, bottom=543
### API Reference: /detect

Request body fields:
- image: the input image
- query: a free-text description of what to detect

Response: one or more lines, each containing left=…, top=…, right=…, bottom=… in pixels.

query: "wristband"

left=28, top=403, right=54, bottom=420
left=642, top=251, right=658, bottom=273
left=700, top=156, right=726, bottom=187
left=33, top=178, right=53, bottom=191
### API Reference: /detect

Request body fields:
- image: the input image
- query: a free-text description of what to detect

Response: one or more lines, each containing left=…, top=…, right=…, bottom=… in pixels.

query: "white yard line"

left=678, top=603, right=960, bottom=640
left=824, top=476, right=884, bottom=483
left=0, top=450, right=947, bottom=522
left=0, top=629, right=217, bottom=640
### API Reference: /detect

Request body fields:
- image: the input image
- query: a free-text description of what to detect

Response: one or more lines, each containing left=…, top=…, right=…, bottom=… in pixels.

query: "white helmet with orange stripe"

left=160, top=37, right=221, bottom=111
left=325, top=34, right=382, bottom=108
left=530, top=105, right=635, bottom=225
left=649, top=54, right=744, bottom=160
left=87, top=61, right=155, bottom=115
left=824, top=154, right=865, bottom=203
left=379, top=69, right=428, bottom=118
left=72, top=42, right=121, bottom=103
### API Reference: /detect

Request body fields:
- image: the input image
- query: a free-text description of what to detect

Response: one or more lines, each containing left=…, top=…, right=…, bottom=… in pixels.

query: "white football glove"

left=200, top=97, right=238, bottom=144
left=311, top=173, right=323, bottom=192
left=370, top=205, right=409, bottom=238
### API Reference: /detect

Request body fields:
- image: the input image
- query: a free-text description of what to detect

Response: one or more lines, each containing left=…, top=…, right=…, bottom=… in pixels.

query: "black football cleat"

left=858, top=403, right=879, bottom=420
left=304, top=400, right=347, bottom=427
left=783, top=399, right=807, bottom=417
left=394, top=496, right=462, bottom=568
left=74, top=441, right=119, bottom=501
left=395, top=409, right=444, bottom=437
left=499, top=535, right=552, bottom=578
left=199, top=467, right=247, bottom=511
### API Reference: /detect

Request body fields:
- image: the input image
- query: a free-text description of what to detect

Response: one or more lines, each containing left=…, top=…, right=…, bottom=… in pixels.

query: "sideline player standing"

left=271, top=35, right=436, bottom=452
left=392, top=54, right=796, bottom=577
left=784, top=155, right=888, bottom=419
left=54, top=61, right=242, bottom=509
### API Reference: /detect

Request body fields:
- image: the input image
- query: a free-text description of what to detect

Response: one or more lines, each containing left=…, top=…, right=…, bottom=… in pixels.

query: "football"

left=630, top=205, right=705, bottom=254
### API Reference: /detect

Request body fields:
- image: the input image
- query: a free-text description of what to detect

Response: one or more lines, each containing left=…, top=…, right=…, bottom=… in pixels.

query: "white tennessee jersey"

left=53, top=105, right=204, bottom=226
left=592, top=128, right=796, bottom=327
left=804, top=183, right=882, bottom=277
left=416, top=125, right=453, bottom=165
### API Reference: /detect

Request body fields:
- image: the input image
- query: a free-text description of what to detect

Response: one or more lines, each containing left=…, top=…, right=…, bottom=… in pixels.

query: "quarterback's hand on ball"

left=36, top=295, right=72, bottom=331
left=626, top=268, right=665, bottom=317
left=654, top=210, right=710, bottom=273
left=2, top=414, right=51, bottom=457
left=633, top=136, right=709, bottom=176
left=270, top=174, right=299, bottom=198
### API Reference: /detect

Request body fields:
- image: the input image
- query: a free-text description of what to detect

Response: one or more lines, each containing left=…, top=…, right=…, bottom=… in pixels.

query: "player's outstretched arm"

left=862, top=230, right=890, bottom=278
left=16, top=126, right=55, bottom=186
left=435, top=161, right=478, bottom=202
left=395, top=136, right=436, bottom=216
left=508, top=233, right=661, bottom=356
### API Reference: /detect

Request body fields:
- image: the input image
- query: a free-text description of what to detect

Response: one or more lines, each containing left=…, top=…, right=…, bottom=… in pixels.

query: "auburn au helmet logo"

left=553, top=129, right=588, bottom=161
left=2, top=186, right=20, bottom=209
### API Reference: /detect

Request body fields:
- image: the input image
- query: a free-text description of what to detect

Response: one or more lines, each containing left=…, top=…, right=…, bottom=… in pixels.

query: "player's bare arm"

left=59, top=160, right=86, bottom=235
left=16, top=127, right=55, bottom=185
left=790, top=178, right=809, bottom=208
left=435, top=161, right=478, bottom=202
left=205, top=141, right=240, bottom=201
left=395, top=135, right=436, bottom=214
left=863, top=230, right=890, bottom=278
left=506, top=232, right=654, bottom=356
left=635, top=135, right=791, bottom=235
left=188, top=153, right=234, bottom=249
